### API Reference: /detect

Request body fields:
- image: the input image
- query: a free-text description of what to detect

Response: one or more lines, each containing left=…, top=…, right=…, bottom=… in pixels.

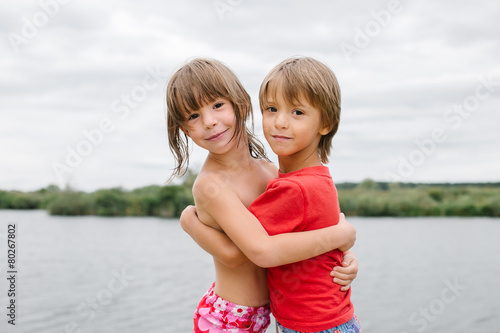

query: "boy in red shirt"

left=248, top=57, right=362, bottom=332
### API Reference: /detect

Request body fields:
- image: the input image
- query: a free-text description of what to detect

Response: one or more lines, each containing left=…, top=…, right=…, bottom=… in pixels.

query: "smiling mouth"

left=272, top=135, right=291, bottom=141
left=206, top=129, right=228, bottom=141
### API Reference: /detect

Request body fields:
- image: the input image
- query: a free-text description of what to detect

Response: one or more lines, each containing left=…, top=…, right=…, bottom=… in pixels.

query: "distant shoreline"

left=1, top=179, right=499, bottom=218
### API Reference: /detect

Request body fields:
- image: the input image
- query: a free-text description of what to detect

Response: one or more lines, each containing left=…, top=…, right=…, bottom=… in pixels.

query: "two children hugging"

left=166, top=57, right=362, bottom=333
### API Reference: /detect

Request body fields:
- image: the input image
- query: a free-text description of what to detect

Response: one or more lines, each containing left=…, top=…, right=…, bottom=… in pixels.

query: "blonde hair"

left=259, top=57, right=341, bottom=163
left=166, top=58, right=267, bottom=180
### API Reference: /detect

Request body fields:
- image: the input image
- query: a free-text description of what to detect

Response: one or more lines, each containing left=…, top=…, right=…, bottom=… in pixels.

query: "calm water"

left=0, top=210, right=499, bottom=333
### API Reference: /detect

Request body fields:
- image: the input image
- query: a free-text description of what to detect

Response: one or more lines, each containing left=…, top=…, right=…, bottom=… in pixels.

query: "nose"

left=202, top=112, right=218, bottom=129
left=274, top=111, right=288, bottom=129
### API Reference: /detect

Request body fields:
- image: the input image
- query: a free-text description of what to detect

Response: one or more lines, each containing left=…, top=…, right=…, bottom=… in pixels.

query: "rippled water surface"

left=0, top=210, right=498, bottom=332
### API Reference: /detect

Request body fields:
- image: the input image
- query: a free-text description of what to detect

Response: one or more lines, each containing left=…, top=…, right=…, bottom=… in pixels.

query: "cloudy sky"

left=1, top=0, right=499, bottom=192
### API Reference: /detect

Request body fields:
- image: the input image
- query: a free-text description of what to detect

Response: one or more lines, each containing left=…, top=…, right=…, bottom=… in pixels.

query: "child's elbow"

left=218, top=246, right=249, bottom=268
left=179, top=205, right=196, bottom=234
left=180, top=217, right=190, bottom=233
left=248, top=245, right=276, bottom=268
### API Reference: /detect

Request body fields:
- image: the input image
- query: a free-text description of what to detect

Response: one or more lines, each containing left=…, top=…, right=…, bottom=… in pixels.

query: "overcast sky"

left=1, top=0, right=499, bottom=192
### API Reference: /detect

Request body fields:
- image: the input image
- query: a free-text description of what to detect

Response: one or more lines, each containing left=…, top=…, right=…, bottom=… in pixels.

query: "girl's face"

left=181, top=97, right=237, bottom=154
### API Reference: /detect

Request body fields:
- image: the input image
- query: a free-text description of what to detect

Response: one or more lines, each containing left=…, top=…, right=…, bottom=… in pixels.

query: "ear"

left=319, top=123, right=333, bottom=136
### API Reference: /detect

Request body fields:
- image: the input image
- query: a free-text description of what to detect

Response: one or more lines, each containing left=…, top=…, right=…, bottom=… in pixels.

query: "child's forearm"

left=200, top=191, right=355, bottom=268
left=180, top=206, right=249, bottom=268
left=253, top=219, right=356, bottom=267
left=193, top=176, right=356, bottom=268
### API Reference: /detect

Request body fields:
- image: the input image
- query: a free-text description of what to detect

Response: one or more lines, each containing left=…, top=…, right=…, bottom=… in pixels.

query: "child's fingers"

left=332, top=276, right=349, bottom=285
left=333, top=276, right=352, bottom=292
left=341, top=253, right=356, bottom=266
left=339, top=284, right=351, bottom=291
left=333, top=265, right=352, bottom=273
left=331, top=265, right=358, bottom=277
left=330, top=271, right=355, bottom=281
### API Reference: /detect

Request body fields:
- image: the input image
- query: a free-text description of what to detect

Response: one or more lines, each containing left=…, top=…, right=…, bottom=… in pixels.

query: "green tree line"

left=0, top=172, right=195, bottom=218
left=1, top=177, right=499, bottom=217
left=338, top=179, right=500, bottom=217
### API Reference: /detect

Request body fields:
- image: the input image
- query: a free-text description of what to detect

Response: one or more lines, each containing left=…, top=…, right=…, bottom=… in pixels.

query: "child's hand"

left=330, top=251, right=359, bottom=291
left=337, top=213, right=356, bottom=252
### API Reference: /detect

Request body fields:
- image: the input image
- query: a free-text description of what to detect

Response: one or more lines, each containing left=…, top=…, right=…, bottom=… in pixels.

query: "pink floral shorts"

left=193, top=283, right=271, bottom=333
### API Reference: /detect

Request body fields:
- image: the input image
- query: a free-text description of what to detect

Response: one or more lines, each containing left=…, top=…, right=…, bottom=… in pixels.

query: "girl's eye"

left=267, top=106, right=277, bottom=112
left=293, top=109, right=304, bottom=116
left=187, top=113, right=199, bottom=121
left=214, top=102, right=223, bottom=109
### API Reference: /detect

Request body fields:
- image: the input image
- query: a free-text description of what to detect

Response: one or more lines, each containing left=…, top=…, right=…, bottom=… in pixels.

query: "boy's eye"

left=187, top=113, right=199, bottom=121
left=293, top=109, right=304, bottom=116
left=214, top=102, right=224, bottom=109
left=266, top=106, right=277, bottom=112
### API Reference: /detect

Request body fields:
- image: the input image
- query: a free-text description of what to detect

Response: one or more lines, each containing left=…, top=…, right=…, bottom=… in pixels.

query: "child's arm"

left=189, top=174, right=356, bottom=268
left=181, top=204, right=358, bottom=289
left=180, top=206, right=248, bottom=268
left=330, top=251, right=359, bottom=291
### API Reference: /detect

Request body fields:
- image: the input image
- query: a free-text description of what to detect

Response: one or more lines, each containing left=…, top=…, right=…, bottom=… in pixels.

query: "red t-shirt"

left=248, top=166, right=354, bottom=332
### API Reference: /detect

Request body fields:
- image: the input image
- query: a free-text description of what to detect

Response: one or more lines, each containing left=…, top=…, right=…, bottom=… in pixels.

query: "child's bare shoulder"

left=192, top=170, right=233, bottom=201
left=255, top=158, right=278, bottom=179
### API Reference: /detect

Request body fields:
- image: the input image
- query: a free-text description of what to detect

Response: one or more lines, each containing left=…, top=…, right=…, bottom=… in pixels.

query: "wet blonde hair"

left=166, top=58, right=267, bottom=180
left=259, top=57, right=341, bottom=163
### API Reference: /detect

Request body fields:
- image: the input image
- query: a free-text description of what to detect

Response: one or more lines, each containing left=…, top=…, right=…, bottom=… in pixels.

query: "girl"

left=166, top=58, right=358, bottom=332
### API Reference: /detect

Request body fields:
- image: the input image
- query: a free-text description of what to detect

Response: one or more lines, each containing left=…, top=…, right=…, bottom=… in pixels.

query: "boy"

left=248, top=57, right=362, bottom=332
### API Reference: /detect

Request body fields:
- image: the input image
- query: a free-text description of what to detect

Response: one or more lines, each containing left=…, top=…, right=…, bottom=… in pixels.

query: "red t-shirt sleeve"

left=249, top=180, right=305, bottom=235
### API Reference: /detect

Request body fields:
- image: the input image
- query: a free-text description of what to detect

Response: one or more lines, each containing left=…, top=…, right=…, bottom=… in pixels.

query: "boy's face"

left=262, top=90, right=330, bottom=168
left=181, top=97, right=237, bottom=154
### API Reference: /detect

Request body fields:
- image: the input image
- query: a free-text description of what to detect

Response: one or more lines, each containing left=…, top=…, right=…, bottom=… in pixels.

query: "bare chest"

left=195, top=170, right=269, bottom=231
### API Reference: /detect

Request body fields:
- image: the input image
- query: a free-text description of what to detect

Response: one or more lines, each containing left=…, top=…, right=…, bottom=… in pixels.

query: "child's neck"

left=278, top=154, right=323, bottom=174
left=206, top=141, right=254, bottom=172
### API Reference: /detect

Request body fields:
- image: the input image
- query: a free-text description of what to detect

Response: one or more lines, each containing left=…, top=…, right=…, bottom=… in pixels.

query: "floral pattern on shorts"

left=193, top=283, right=271, bottom=333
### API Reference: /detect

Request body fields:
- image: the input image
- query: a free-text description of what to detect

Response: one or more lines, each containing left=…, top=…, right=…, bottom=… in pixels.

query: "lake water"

left=0, top=210, right=498, bottom=333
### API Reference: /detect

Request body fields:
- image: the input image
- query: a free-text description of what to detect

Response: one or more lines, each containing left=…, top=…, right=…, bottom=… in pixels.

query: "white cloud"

left=1, top=0, right=499, bottom=191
